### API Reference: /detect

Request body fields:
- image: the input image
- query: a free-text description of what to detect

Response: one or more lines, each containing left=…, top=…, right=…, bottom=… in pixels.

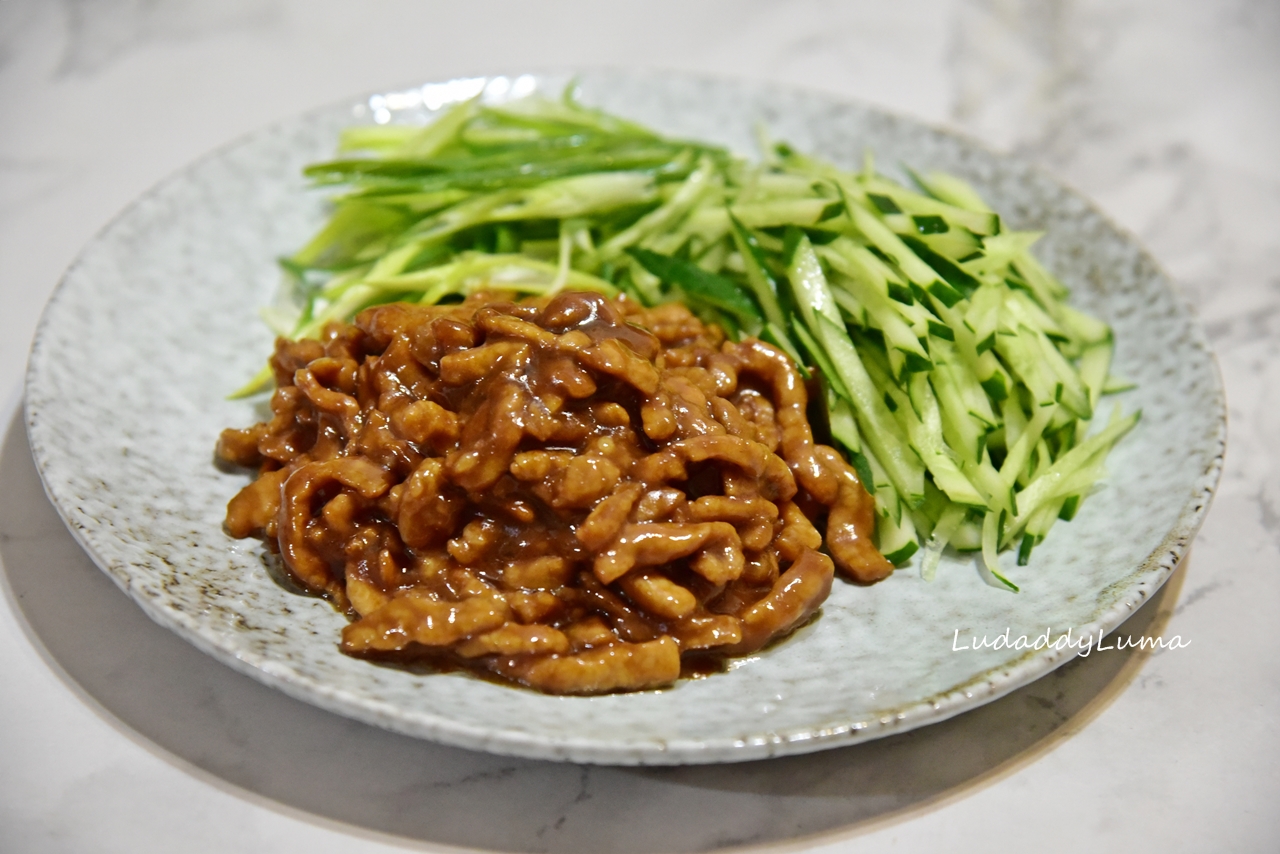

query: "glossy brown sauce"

left=218, top=291, right=889, bottom=694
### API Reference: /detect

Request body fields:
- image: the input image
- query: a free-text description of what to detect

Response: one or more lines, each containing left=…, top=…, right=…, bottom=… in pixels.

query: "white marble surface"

left=0, top=1, right=1276, bottom=851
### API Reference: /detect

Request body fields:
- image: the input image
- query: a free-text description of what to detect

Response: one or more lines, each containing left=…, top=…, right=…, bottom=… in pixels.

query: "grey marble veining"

left=2, top=0, right=1279, bottom=852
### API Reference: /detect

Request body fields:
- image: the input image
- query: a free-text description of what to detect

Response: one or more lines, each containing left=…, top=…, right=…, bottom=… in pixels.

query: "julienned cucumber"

left=253, top=87, right=1138, bottom=590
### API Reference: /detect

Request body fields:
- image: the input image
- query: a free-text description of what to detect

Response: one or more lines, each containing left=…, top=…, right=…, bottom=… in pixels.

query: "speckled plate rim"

left=23, top=68, right=1226, bottom=765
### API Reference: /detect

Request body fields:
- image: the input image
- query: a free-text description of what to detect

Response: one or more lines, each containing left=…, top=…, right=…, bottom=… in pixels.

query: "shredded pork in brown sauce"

left=218, top=291, right=890, bottom=694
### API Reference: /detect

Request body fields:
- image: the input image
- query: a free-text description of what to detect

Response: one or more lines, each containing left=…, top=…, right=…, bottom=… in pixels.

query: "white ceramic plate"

left=25, top=70, right=1224, bottom=765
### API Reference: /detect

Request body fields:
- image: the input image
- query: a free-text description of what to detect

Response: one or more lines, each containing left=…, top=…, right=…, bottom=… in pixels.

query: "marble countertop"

left=2, top=1, right=1277, bottom=851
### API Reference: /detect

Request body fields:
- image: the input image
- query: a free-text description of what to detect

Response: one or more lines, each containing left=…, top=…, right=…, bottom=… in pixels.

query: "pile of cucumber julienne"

left=248, top=88, right=1138, bottom=591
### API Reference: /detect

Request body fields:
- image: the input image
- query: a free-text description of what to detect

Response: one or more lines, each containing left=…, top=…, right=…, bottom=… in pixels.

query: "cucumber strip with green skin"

left=907, top=477, right=951, bottom=534
left=995, top=323, right=1062, bottom=408
left=862, top=443, right=901, bottom=523
left=1058, top=492, right=1082, bottom=521
left=911, top=214, right=949, bottom=234
left=929, top=336, right=999, bottom=428
left=271, top=263, right=341, bottom=337
left=728, top=214, right=788, bottom=329
left=999, top=394, right=1028, bottom=451
left=909, top=169, right=994, bottom=213
left=825, top=383, right=862, bottom=454
left=730, top=198, right=840, bottom=228
left=831, top=286, right=869, bottom=327
left=462, top=112, right=656, bottom=150
left=821, top=242, right=934, bottom=364
left=457, top=117, right=603, bottom=149
left=867, top=193, right=901, bottom=214
left=931, top=373, right=986, bottom=466
left=1011, top=251, right=1071, bottom=306
left=785, top=231, right=844, bottom=333
left=772, top=145, right=853, bottom=189
left=877, top=508, right=920, bottom=566
left=1028, top=457, right=1104, bottom=539
left=1057, top=303, right=1112, bottom=348
left=902, top=373, right=988, bottom=507
left=980, top=510, right=1020, bottom=591
left=1031, top=326, right=1093, bottom=419
left=849, top=450, right=877, bottom=498
left=1000, top=403, right=1054, bottom=492
left=376, top=235, right=461, bottom=280
left=961, top=230, right=1042, bottom=274
left=927, top=296, right=1012, bottom=398
left=792, top=319, right=850, bottom=400
left=1017, top=533, right=1036, bottom=565
left=702, top=306, right=742, bottom=340
left=550, top=219, right=574, bottom=292
left=747, top=228, right=785, bottom=255
left=750, top=172, right=823, bottom=198
left=639, top=229, right=693, bottom=260
left=826, top=274, right=931, bottom=375
left=1025, top=498, right=1067, bottom=542
left=1046, top=398, right=1077, bottom=434
left=814, top=314, right=926, bottom=506
left=979, top=370, right=1008, bottom=403
left=1102, top=374, right=1137, bottom=394
left=1080, top=335, right=1111, bottom=399
left=963, top=282, right=1003, bottom=351
left=901, top=236, right=981, bottom=298
left=1004, top=287, right=1070, bottom=343
left=847, top=204, right=949, bottom=291
left=927, top=319, right=955, bottom=341
left=892, top=224, right=984, bottom=265
left=1041, top=451, right=1111, bottom=505
left=1005, top=410, right=1140, bottom=546
left=862, top=176, right=1001, bottom=235
left=963, top=452, right=1017, bottom=518
left=927, top=340, right=995, bottom=464
left=1024, top=437, right=1052, bottom=488
left=823, top=240, right=936, bottom=331
left=496, top=224, right=522, bottom=257
left=920, top=503, right=968, bottom=581
left=596, top=156, right=717, bottom=260
left=852, top=328, right=908, bottom=413
left=925, top=278, right=965, bottom=307
left=1075, top=338, right=1113, bottom=442
left=326, top=150, right=694, bottom=198
left=305, top=262, right=371, bottom=312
